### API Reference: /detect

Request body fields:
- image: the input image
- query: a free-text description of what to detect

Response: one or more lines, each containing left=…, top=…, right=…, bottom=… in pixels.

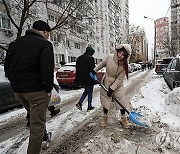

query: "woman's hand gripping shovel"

left=90, top=72, right=148, bottom=127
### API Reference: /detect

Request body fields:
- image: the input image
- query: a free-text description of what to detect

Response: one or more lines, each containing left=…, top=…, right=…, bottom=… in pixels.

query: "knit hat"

left=85, top=46, right=95, bottom=56
left=32, top=20, right=51, bottom=32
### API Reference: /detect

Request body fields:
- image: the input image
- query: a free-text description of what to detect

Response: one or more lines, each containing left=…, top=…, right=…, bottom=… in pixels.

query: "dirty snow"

left=0, top=70, right=180, bottom=154
left=80, top=71, right=180, bottom=154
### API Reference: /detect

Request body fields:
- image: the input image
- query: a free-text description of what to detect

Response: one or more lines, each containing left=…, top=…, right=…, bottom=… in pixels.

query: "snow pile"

left=130, top=72, right=170, bottom=128
left=80, top=128, right=137, bottom=154
left=165, top=87, right=180, bottom=116
left=156, top=128, right=180, bottom=153
left=1, top=69, right=180, bottom=154
left=155, top=87, right=180, bottom=152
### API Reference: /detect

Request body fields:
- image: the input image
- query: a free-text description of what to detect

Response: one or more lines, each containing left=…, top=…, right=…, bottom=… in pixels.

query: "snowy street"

left=0, top=69, right=180, bottom=154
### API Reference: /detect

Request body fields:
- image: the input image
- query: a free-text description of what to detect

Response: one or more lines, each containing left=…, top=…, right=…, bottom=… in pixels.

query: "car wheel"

left=59, top=85, right=66, bottom=89
left=173, top=81, right=178, bottom=89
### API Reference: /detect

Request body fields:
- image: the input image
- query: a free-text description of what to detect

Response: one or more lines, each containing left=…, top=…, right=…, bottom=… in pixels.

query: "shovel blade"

left=129, top=112, right=148, bottom=127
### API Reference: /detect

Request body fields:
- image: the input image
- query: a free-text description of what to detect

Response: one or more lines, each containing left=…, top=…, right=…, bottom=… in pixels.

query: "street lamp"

left=144, top=16, right=156, bottom=66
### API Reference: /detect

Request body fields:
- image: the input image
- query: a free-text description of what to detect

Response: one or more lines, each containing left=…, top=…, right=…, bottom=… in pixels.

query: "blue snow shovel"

left=90, top=72, right=148, bottom=127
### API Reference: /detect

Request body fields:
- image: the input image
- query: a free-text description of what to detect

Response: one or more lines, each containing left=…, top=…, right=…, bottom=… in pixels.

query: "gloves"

left=53, top=83, right=60, bottom=93
left=90, top=70, right=97, bottom=82
left=107, top=87, right=114, bottom=97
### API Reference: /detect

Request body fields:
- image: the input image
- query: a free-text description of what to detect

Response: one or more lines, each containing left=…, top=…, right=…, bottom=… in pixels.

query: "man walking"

left=75, top=46, right=96, bottom=111
left=4, top=20, right=54, bottom=154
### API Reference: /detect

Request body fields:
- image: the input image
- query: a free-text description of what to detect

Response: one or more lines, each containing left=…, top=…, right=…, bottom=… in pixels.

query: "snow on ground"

left=0, top=69, right=180, bottom=153
left=80, top=70, right=180, bottom=154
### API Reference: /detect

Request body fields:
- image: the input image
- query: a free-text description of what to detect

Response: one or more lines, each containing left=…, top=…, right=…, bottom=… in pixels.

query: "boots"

left=100, top=115, right=108, bottom=127
left=48, top=106, right=60, bottom=116
left=121, top=115, right=130, bottom=128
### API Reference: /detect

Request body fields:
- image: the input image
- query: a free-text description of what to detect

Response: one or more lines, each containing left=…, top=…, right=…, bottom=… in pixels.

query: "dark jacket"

left=75, top=47, right=96, bottom=86
left=4, top=29, right=54, bottom=93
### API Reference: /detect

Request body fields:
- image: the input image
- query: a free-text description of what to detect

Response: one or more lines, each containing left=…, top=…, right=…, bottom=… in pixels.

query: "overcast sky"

left=129, top=0, right=170, bottom=59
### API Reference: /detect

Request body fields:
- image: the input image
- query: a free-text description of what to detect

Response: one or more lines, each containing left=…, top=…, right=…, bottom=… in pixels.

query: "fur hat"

left=115, top=44, right=131, bottom=57
left=32, top=20, right=51, bottom=32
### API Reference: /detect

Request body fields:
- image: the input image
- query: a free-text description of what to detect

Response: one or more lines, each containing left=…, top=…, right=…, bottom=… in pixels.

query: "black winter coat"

left=4, top=29, right=54, bottom=93
left=75, top=53, right=96, bottom=86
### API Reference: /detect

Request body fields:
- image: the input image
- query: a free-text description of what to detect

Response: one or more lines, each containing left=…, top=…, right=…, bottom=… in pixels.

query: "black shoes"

left=48, top=106, right=60, bottom=116
left=76, top=103, right=95, bottom=111
left=50, top=109, right=60, bottom=116
left=87, top=106, right=95, bottom=112
left=76, top=103, right=82, bottom=110
left=42, top=132, right=52, bottom=149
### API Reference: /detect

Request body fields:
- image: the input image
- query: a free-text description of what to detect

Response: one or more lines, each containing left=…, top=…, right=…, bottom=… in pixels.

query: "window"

left=97, top=47, right=100, bottom=52
left=52, top=0, right=63, bottom=7
left=0, top=49, right=5, bottom=62
left=77, top=26, right=83, bottom=34
left=170, top=59, right=177, bottom=70
left=74, top=42, right=80, bottom=49
left=0, top=17, right=11, bottom=29
left=48, top=14, right=56, bottom=22
left=68, top=56, right=76, bottom=63
left=55, top=54, right=58, bottom=63
left=95, top=58, right=98, bottom=64
left=50, top=32, right=53, bottom=41
left=66, top=40, right=70, bottom=47
left=55, top=53, right=65, bottom=64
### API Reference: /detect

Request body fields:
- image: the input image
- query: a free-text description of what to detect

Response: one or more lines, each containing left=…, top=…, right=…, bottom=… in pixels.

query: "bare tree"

left=129, top=25, right=146, bottom=62
left=0, top=0, right=95, bottom=51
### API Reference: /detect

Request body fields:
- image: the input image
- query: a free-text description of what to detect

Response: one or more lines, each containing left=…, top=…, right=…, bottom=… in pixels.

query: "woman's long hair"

left=123, top=58, right=129, bottom=79
left=117, top=47, right=129, bottom=79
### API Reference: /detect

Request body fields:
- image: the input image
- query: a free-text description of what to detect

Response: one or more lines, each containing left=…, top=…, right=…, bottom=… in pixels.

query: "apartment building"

left=155, top=17, right=169, bottom=59
left=170, top=0, right=180, bottom=55
left=0, top=0, right=129, bottom=65
left=129, top=25, right=148, bottom=62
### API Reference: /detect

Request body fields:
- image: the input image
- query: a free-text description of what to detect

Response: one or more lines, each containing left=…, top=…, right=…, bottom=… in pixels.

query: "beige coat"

left=94, top=50, right=128, bottom=110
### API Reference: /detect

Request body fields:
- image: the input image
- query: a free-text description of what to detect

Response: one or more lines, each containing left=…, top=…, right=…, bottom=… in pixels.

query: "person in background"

left=75, top=46, right=96, bottom=111
left=4, top=20, right=54, bottom=154
left=60, top=61, right=66, bottom=67
left=47, top=73, right=61, bottom=116
left=93, top=44, right=131, bottom=128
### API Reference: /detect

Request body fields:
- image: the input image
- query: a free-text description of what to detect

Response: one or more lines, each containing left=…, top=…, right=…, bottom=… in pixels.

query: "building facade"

left=170, top=0, right=180, bottom=56
left=155, top=17, right=169, bottom=59
left=129, top=25, right=148, bottom=63
left=0, top=0, right=130, bottom=65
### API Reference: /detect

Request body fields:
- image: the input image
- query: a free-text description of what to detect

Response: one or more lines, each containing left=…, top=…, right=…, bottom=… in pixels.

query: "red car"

left=56, top=62, right=105, bottom=88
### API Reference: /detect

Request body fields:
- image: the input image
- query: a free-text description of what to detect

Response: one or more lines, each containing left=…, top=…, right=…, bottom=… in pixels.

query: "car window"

left=0, top=65, right=9, bottom=82
left=60, top=66, right=76, bottom=71
left=177, top=59, right=180, bottom=71
left=167, top=61, right=172, bottom=69
left=157, top=60, right=163, bottom=64
left=161, top=58, right=173, bottom=64
left=170, top=59, right=176, bottom=70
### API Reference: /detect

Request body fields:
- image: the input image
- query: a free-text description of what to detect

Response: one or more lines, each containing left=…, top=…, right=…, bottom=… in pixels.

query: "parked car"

left=0, top=65, right=21, bottom=113
left=128, top=64, right=134, bottom=73
left=155, top=57, right=173, bottom=75
left=56, top=62, right=105, bottom=88
left=163, top=55, right=180, bottom=89
left=129, top=63, right=139, bottom=71
left=135, top=63, right=142, bottom=70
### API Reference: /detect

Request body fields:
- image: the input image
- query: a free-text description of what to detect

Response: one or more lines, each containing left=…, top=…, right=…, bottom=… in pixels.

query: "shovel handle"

left=90, top=72, right=130, bottom=114
left=111, top=95, right=130, bottom=114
